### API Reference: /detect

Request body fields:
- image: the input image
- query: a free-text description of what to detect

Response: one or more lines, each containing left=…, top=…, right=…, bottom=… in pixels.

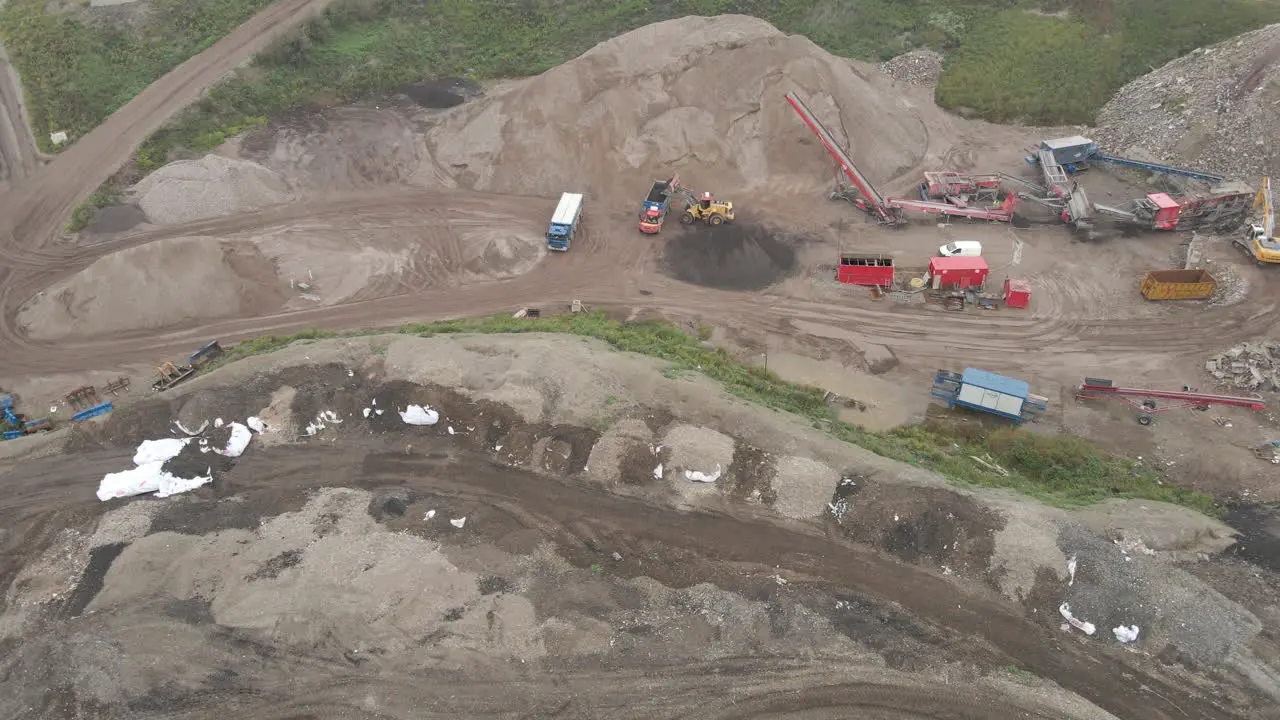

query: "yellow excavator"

left=668, top=184, right=735, bottom=226
left=1238, top=176, right=1278, bottom=265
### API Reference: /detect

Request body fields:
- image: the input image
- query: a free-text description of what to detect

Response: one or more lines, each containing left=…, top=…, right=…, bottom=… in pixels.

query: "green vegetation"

left=937, top=0, right=1280, bottom=124
left=0, top=0, right=276, bottom=151
left=7, top=0, right=1279, bottom=164
left=207, top=312, right=1218, bottom=516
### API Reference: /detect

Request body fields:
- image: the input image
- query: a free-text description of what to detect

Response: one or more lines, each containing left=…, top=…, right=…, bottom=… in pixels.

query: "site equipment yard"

left=2, top=8, right=1280, bottom=720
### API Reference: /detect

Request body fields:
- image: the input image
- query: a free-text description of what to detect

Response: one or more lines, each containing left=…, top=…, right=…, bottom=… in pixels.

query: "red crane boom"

left=784, top=92, right=899, bottom=225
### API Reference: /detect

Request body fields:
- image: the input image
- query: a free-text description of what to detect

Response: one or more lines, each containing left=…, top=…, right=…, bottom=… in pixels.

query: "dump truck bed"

left=645, top=182, right=670, bottom=204
left=1140, top=269, right=1217, bottom=300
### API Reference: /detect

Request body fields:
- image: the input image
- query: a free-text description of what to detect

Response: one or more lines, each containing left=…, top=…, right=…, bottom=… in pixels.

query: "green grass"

left=203, top=311, right=1219, bottom=516
left=0, top=0, right=277, bottom=151
left=11, top=0, right=1280, bottom=229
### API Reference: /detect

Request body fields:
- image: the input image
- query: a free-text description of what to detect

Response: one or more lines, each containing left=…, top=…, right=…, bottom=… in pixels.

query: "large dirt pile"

left=133, top=155, right=295, bottom=225
left=426, top=15, right=928, bottom=200
left=1094, top=23, right=1280, bottom=182
left=17, top=193, right=549, bottom=340
left=18, top=236, right=287, bottom=340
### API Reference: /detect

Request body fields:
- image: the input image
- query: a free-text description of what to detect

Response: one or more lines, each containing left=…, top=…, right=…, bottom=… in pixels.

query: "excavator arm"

left=1257, top=176, right=1274, bottom=240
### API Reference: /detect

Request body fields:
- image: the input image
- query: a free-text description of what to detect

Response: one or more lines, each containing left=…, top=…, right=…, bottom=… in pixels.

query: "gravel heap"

left=1205, top=340, right=1280, bottom=391
left=1093, top=23, right=1280, bottom=183
left=1057, top=523, right=1260, bottom=668
left=133, top=154, right=295, bottom=225
left=877, top=49, right=944, bottom=86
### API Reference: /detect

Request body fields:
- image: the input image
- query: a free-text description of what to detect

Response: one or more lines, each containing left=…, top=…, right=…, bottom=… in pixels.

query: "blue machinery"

left=1026, top=136, right=1225, bottom=184
left=931, top=368, right=1048, bottom=424
left=1, top=393, right=114, bottom=441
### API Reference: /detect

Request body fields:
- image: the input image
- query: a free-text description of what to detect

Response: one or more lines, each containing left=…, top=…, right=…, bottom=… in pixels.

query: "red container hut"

left=837, top=253, right=894, bottom=287
left=1003, top=279, right=1031, bottom=308
left=928, top=256, right=989, bottom=290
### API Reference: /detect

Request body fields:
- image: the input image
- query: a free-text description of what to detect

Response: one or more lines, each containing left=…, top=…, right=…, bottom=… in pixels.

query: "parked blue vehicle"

left=547, top=192, right=585, bottom=251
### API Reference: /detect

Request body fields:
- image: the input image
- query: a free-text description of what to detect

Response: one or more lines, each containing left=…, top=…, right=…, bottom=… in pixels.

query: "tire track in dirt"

left=0, top=440, right=1248, bottom=719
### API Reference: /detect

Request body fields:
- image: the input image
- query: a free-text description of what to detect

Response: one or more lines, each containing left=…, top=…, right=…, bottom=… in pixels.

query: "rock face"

left=1205, top=340, right=1280, bottom=391
left=1094, top=23, right=1280, bottom=184
left=425, top=15, right=928, bottom=201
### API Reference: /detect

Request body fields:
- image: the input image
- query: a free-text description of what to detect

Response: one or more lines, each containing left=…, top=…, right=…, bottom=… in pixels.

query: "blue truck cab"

left=547, top=192, right=585, bottom=251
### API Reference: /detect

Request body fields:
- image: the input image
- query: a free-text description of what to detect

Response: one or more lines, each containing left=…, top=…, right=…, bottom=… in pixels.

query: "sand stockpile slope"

left=1095, top=23, right=1280, bottom=182
left=18, top=236, right=288, bottom=340
left=19, top=192, right=548, bottom=339
left=133, top=154, right=295, bottom=225
left=427, top=15, right=928, bottom=200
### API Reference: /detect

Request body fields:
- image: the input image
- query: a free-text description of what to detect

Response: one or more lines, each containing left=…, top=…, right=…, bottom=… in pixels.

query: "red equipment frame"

left=1075, top=377, right=1264, bottom=425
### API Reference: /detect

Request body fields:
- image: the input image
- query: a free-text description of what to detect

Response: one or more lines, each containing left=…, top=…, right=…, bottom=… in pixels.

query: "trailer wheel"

left=680, top=212, right=695, bottom=224
left=708, top=214, right=724, bottom=226
left=1137, top=414, right=1154, bottom=426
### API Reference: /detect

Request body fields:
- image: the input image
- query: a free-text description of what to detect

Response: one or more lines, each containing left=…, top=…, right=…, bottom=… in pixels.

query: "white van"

left=938, top=240, right=982, bottom=257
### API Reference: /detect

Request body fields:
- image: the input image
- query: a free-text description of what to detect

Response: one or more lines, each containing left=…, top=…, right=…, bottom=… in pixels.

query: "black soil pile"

left=662, top=223, right=798, bottom=291
left=398, top=77, right=482, bottom=108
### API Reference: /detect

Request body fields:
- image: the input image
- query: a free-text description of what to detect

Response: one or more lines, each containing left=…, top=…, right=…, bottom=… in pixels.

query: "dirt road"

left=0, top=40, right=45, bottom=188
left=1, top=191, right=1274, bottom=381
left=0, top=425, right=1248, bottom=720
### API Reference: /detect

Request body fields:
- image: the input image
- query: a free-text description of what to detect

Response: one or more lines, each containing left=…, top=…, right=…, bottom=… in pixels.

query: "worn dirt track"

left=2, top=189, right=1277, bottom=376
left=0, top=439, right=1247, bottom=720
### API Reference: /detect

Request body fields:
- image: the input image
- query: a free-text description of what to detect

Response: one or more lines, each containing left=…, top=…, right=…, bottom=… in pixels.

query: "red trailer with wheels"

left=1075, top=377, right=1265, bottom=425
left=928, top=256, right=989, bottom=290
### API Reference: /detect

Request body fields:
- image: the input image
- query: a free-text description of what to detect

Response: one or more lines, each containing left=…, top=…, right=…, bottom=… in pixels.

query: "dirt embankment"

left=425, top=14, right=929, bottom=202
left=0, top=334, right=1273, bottom=719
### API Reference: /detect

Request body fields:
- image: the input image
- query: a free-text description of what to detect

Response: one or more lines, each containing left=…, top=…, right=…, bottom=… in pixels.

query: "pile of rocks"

left=1205, top=341, right=1280, bottom=391
left=1094, top=23, right=1280, bottom=184
left=878, top=49, right=944, bottom=87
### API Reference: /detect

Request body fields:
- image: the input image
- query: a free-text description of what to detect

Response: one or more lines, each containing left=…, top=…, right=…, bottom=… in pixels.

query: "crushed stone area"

left=1205, top=339, right=1280, bottom=392
left=1094, top=23, right=1280, bottom=182
left=878, top=49, right=944, bottom=86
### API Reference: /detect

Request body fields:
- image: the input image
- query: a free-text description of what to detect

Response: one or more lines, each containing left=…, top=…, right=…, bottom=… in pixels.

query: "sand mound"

left=20, top=193, right=547, bottom=339
left=18, top=236, right=287, bottom=340
left=1095, top=23, right=1280, bottom=182
left=426, top=15, right=927, bottom=200
left=238, top=105, right=442, bottom=192
left=133, top=154, right=295, bottom=225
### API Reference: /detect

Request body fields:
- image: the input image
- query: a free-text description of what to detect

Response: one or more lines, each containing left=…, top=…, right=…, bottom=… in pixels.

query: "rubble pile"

left=878, top=49, right=944, bottom=86
left=1205, top=341, right=1280, bottom=391
left=1094, top=23, right=1280, bottom=183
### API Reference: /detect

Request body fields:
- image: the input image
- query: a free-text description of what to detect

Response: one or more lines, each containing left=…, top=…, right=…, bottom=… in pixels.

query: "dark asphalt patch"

left=1224, top=502, right=1280, bottom=571
left=661, top=223, right=798, bottom=291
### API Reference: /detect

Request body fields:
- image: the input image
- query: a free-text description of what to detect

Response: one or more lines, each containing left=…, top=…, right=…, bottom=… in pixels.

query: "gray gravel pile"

left=132, top=154, right=295, bottom=225
left=877, top=50, right=944, bottom=86
left=1056, top=523, right=1260, bottom=667
left=1093, top=23, right=1280, bottom=183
